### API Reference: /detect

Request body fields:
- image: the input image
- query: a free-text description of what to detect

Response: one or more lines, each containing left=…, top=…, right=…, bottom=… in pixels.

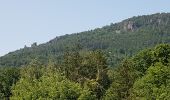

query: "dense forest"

left=0, top=13, right=170, bottom=99
left=1, top=13, right=170, bottom=67
left=1, top=44, right=170, bottom=99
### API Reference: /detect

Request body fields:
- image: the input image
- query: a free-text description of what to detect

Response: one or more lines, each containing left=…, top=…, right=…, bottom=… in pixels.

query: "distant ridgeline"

left=0, top=13, right=170, bottom=67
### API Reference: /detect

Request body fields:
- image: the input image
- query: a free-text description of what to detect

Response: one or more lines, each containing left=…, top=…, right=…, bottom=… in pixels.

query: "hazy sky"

left=0, top=0, right=170, bottom=56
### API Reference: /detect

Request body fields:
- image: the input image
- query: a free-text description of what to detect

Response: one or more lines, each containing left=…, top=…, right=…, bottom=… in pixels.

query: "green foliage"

left=11, top=71, right=96, bottom=100
left=62, top=50, right=110, bottom=99
left=63, top=45, right=83, bottom=82
left=104, top=44, right=170, bottom=100
left=1, top=43, right=170, bottom=99
left=1, top=13, right=170, bottom=100
left=20, top=59, right=45, bottom=80
left=2, top=42, right=170, bottom=100
left=0, top=67, right=20, bottom=99
left=78, top=89, right=96, bottom=100
left=7, top=49, right=111, bottom=100
left=132, top=49, right=154, bottom=75
left=132, top=44, right=170, bottom=76
left=131, top=62, right=170, bottom=99
left=104, top=60, right=137, bottom=99
left=153, top=44, right=170, bottom=64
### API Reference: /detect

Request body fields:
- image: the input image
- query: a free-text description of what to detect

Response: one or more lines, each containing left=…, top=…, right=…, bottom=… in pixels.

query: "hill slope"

left=1, top=13, right=170, bottom=67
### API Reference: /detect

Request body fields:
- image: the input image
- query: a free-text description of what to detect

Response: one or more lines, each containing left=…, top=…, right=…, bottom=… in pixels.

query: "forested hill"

left=1, top=13, right=170, bottom=67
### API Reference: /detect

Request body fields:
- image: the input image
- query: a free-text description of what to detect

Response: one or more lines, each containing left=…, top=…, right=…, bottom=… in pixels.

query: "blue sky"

left=0, top=0, right=170, bottom=56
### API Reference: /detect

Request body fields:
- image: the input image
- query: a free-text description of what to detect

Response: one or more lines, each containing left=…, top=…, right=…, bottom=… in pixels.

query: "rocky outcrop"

left=123, top=21, right=135, bottom=31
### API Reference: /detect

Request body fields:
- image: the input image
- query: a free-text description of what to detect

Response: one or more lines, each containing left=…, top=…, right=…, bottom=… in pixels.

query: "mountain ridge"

left=1, top=12, right=170, bottom=67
